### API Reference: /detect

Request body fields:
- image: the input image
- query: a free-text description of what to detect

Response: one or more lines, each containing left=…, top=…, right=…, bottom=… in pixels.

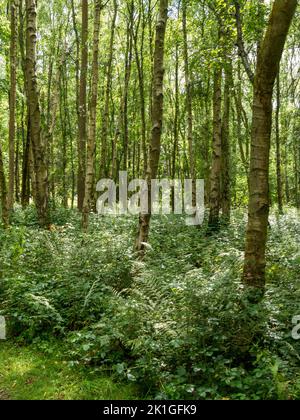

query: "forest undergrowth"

left=0, top=206, right=299, bottom=400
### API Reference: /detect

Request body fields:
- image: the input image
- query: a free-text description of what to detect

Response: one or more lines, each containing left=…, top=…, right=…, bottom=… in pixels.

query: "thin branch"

left=234, top=1, right=255, bottom=85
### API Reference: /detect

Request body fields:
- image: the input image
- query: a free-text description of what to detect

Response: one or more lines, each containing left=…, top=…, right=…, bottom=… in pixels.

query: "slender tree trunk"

left=25, top=0, right=49, bottom=227
left=28, top=136, right=36, bottom=201
left=65, top=81, right=76, bottom=209
left=234, top=62, right=249, bottom=185
left=100, top=0, right=117, bottom=179
left=8, top=0, right=19, bottom=210
left=15, top=124, right=20, bottom=202
left=82, top=0, right=101, bottom=231
left=21, top=112, right=30, bottom=207
left=122, top=1, right=134, bottom=170
left=203, top=78, right=211, bottom=204
left=77, top=0, right=88, bottom=211
left=59, top=62, right=68, bottom=208
left=48, top=60, right=55, bottom=207
left=182, top=0, right=196, bottom=206
left=243, top=0, right=297, bottom=291
left=231, top=107, right=238, bottom=207
left=284, top=130, right=290, bottom=204
left=136, top=0, right=168, bottom=253
left=293, top=126, right=300, bottom=208
left=147, top=0, right=154, bottom=123
left=208, top=66, right=222, bottom=231
left=110, top=128, right=119, bottom=181
left=71, top=0, right=80, bottom=205
left=19, top=0, right=30, bottom=207
left=234, top=0, right=254, bottom=85
left=47, top=55, right=60, bottom=208
left=171, top=41, right=179, bottom=209
left=133, top=0, right=147, bottom=175
left=221, top=65, right=231, bottom=223
left=0, top=143, right=9, bottom=227
left=275, top=73, right=283, bottom=214
left=71, top=0, right=80, bottom=119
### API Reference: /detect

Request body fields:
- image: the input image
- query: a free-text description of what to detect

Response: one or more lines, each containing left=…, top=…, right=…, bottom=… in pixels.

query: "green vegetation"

left=0, top=341, right=140, bottom=400
left=1, top=207, right=299, bottom=400
left=0, top=0, right=299, bottom=402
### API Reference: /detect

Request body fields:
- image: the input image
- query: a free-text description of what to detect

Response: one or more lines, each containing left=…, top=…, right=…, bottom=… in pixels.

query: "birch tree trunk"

left=133, top=0, right=147, bottom=175
left=208, top=66, right=222, bottom=231
left=275, top=73, right=283, bottom=214
left=221, top=65, right=231, bottom=223
left=8, top=0, right=19, bottom=210
left=100, top=0, right=118, bottom=179
left=172, top=40, right=179, bottom=208
left=0, top=143, right=9, bottom=227
left=82, top=0, right=101, bottom=231
left=25, top=0, right=49, bottom=227
left=77, top=0, right=88, bottom=211
left=122, top=1, right=134, bottom=170
left=243, top=0, right=297, bottom=292
left=19, top=0, right=30, bottom=207
left=136, top=0, right=168, bottom=253
left=182, top=0, right=196, bottom=206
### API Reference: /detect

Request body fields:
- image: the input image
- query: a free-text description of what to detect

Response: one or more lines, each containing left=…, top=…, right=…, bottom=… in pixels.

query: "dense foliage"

left=1, top=207, right=299, bottom=399
left=0, top=0, right=299, bottom=402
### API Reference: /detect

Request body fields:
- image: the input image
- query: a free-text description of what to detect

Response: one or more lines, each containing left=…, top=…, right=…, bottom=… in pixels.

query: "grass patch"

left=0, top=341, right=141, bottom=400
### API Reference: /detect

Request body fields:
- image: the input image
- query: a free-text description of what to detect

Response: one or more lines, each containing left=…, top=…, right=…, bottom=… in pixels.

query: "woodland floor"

left=0, top=341, right=141, bottom=400
left=0, top=207, right=299, bottom=400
